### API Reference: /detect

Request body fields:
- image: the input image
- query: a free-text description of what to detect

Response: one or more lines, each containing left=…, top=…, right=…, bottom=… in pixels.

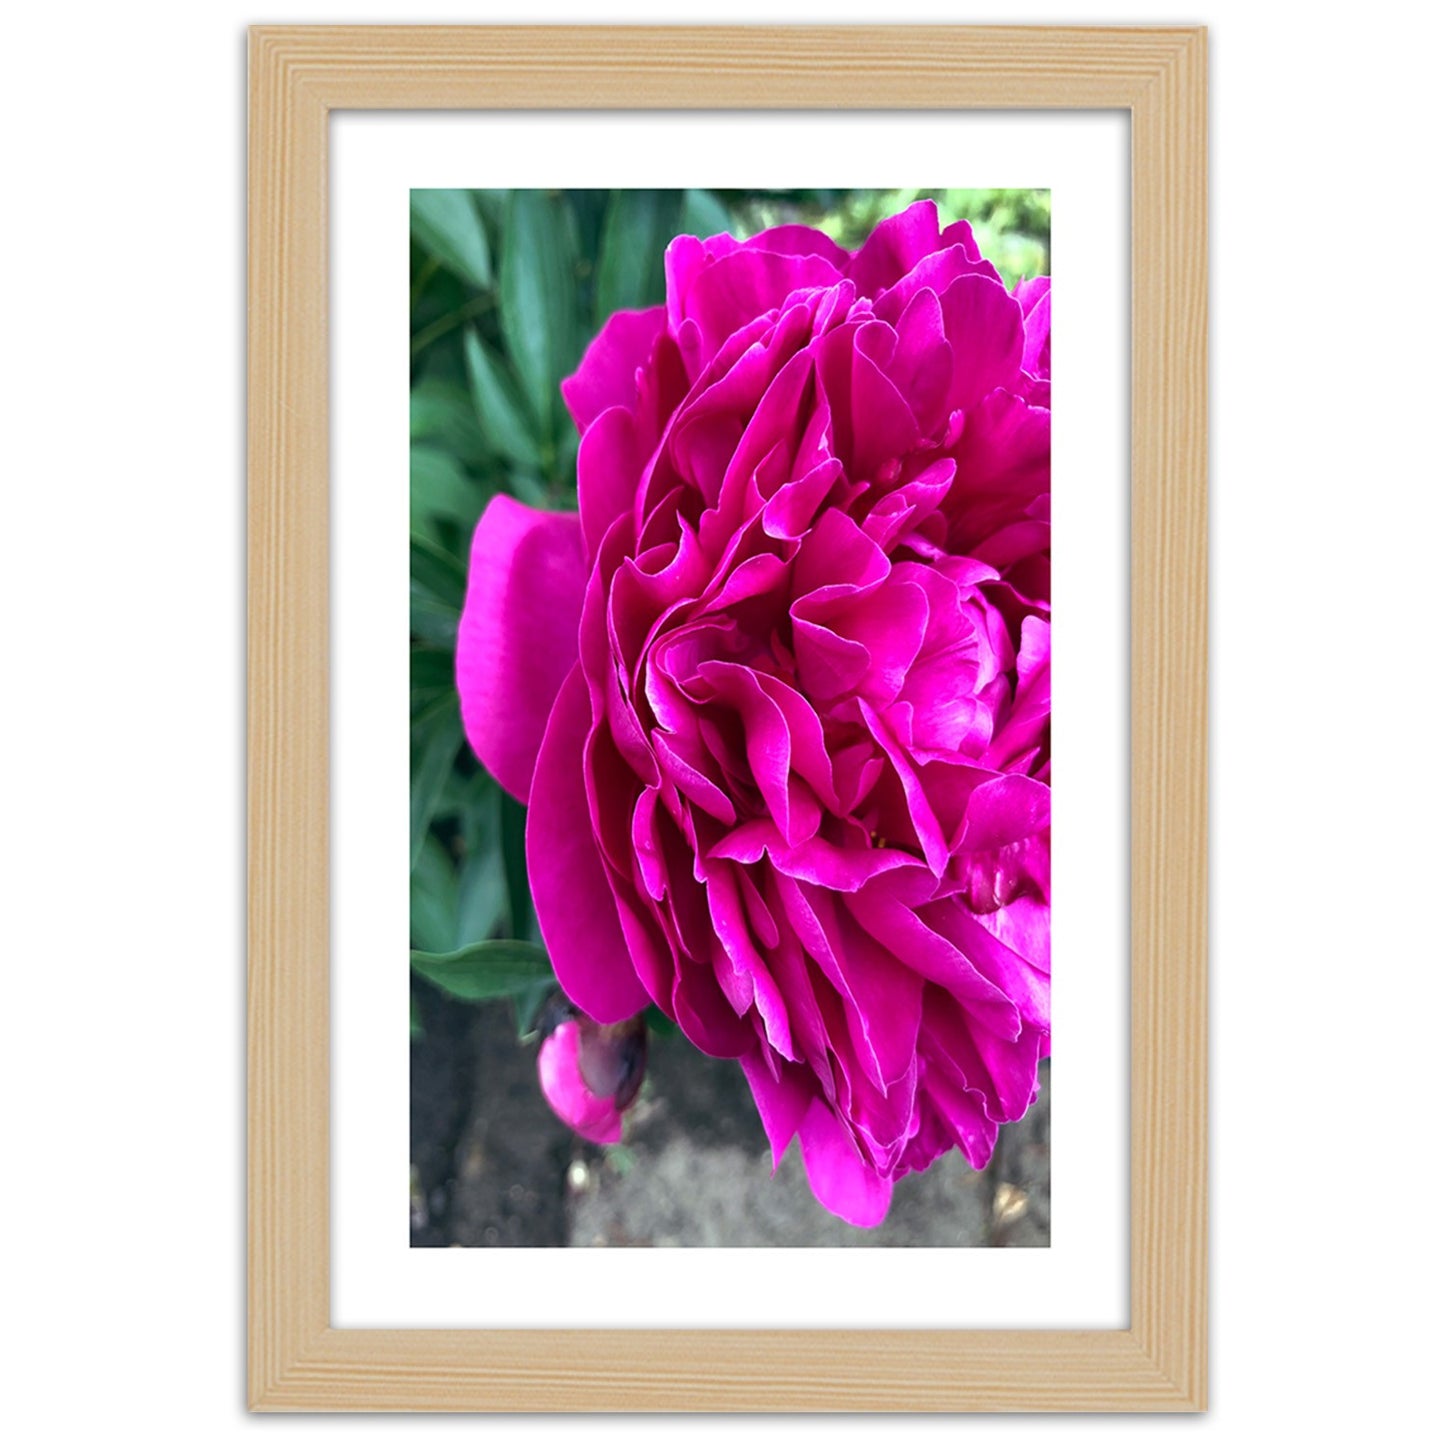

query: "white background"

left=3, top=0, right=1439, bottom=1438
left=332, top=110, right=1127, bottom=1329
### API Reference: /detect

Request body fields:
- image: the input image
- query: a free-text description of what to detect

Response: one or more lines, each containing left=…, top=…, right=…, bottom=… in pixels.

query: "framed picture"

left=249, top=25, right=1207, bottom=1411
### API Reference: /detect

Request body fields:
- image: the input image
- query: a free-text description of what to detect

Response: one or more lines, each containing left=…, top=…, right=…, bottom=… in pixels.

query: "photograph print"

left=408, top=187, right=1052, bottom=1249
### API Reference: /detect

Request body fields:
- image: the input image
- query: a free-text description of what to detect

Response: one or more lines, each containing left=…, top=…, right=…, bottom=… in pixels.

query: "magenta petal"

left=740, top=1051, right=811, bottom=1168
left=746, top=223, right=852, bottom=271
left=979, top=895, right=1051, bottom=980
left=847, top=198, right=942, bottom=296
left=956, top=774, right=1051, bottom=854
left=576, top=405, right=643, bottom=561
left=919, top=1067, right=998, bottom=1170
left=678, top=248, right=843, bottom=369
left=832, top=577, right=930, bottom=705
left=694, top=660, right=820, bottom=848
left=797, top=1097, right=892, bottom=1227
left=923, top=991, right=1044, bottom=1123
left=938, top=273, right=1025, bottom=410
left=777, top=880, right=923, bottom=1092
left=815, top=324, right=920, bottom=479
left=527, top=666, right=649, bottom=1023
left=939, top=216, right=985, bottom=261
left=849, top=881, right=1022, bottom=1040
left=561, top=307, right=665, bottom=433
left=456, top=496, right=587, bottom=803
left=704, top=863, right=796, bottom=1060
left=888, top=286, right=953, bottom=432
left=537, top=1022, right=624, bottom=1144
left=947, top=391, right=1051, bottom=554
left=938, top=904, right=1051, bottom=1035
left=1015, top=276, right=1051, bottom=377
left=670, top=955, right=756, bottom=1058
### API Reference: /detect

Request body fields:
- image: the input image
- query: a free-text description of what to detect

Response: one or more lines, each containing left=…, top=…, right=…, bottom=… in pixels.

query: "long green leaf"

left=410, top=646, right=455, bottom=697
left=411, top=189, right=493, bottom=290
left=411, top=643, right=455, bottom=728
left=462, top=328, right=543, bottom=470
left=411, top=375, right=490, bottom=466
left=470, top=188, right=508, bottom=230
left=454, top=841, right=508, bottom=951
left=410, top=939, right=555, bottom=1002
left=594, top=189, right=678, bottom=322
left=499, top=190, right=581, bottom=442
left=506, top=471, right=553, bottom=510
left=512, top=979, right=554, bottom=1038
left=410, top=835, right=459, bottom=955
left=409, top=583, right=460, bottom=649
left=410, top=707, right=463, bottom=871
left=410, top=444, right=479, bottom=536
left=499, top=792, right=535, bottom=942
left=410, top=532, right=467, bottom=611
left=448, top=767, right=499, bottom=858
left=680, top=188, right=734, bottom=241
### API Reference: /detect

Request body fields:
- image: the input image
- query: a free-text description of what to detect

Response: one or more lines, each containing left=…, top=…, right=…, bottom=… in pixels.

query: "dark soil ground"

left=411, top=986, right=1049, bottom=1248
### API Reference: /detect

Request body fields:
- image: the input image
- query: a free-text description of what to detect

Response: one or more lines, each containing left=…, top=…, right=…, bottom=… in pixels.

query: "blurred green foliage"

left=408, top=187, right=1050, bottom=1034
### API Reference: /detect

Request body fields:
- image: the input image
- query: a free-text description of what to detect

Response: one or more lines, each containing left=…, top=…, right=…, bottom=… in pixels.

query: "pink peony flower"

left=458, top=200, right=1050, bottom=1225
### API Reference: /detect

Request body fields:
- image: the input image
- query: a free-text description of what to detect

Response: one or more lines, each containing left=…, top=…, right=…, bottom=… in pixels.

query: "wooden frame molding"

left=248, top=25, right=1207, bottom=1412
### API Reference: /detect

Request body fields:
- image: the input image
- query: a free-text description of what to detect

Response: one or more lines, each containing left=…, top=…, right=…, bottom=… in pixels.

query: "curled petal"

left=576, top=405, right=644, bottom=561
left=561, top=306, right=665, bottom=433
left=527, top=666, right=649, bottom=1023
left=848, top=198, right=946, bottom=296
left=456, top=497, right=586, bottom=803
left=797, top=1096, right=893, bottom=1228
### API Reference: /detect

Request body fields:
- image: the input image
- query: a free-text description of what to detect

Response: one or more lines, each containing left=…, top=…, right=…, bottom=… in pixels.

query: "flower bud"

left=536, top=1012, right=647, bottom=1144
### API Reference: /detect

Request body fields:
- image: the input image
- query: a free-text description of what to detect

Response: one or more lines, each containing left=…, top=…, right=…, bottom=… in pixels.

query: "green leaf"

left=506, top=471, right=553, bottom=510
left=411, top=644, right=455, bottom=727
left=410, top=835, right=459, bottom=954
left=499, top=190, right=581, bottom=441
left=411, top=375, right=490, bottom=466
left=410, top=707, right=463, bottom=872
left=594, top=189, right=678, bottom=322
left=411, top=189, right=493, bottom=290
left=410, top=646, right=455, bottom=697
left=461, top=328, right=544, bottom=470
left=410, top=532, right=467, bottom=611
left=555, top=427, right=580, bottom=484
left=499, top=793, right=535, bottom=942
left=512, top=979, right=554, bottom=1038
left=410, top=991, right=426, bottom=1043
left=470, top=188, right=508, bottom=230
left=680, top=188, right=734, bottom=241
left=449, top=768, right=499, bottom=859
left=409, top=584, right=459, bottom=648
left=410, top=691, right=449, bottom=729
left=410, top=939, right=555, bottom=1002
left=454, top=841, right=507, bottom=951
left=644, top=1004, right=679, bottom=1038
left=410, top=444, right=479, bottom=536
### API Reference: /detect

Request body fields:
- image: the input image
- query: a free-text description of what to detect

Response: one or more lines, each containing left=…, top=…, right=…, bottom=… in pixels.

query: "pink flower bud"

left=537, top=1015, right=646, bottom=1144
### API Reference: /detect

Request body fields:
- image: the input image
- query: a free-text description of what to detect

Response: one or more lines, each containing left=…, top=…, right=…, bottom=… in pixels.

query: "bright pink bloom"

left=459, top=201, right=1051, bottom=1225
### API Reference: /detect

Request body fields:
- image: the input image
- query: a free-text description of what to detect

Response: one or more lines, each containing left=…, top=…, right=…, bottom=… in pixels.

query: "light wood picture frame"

left=248, top=24, right=1207, bottom=1412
